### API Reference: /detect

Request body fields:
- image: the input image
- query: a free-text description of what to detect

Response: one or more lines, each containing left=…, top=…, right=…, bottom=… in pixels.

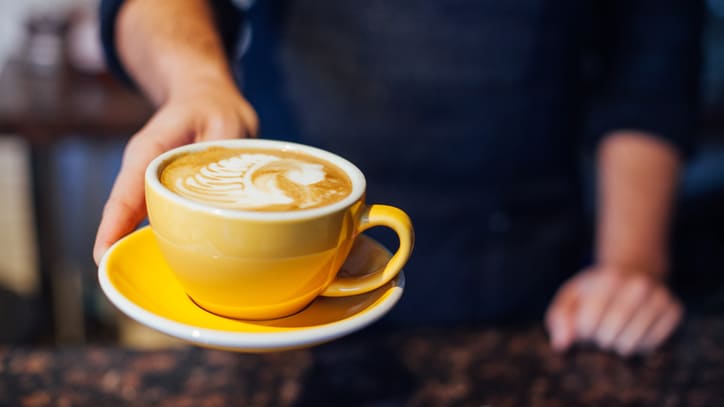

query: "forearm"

left=116, top=0, right=236, bottom=105
left=595, top=131, right=681, bottom=278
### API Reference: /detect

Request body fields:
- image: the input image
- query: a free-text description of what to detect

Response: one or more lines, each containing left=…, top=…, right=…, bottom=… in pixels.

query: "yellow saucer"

left=98, top=226, right=404, bottom=352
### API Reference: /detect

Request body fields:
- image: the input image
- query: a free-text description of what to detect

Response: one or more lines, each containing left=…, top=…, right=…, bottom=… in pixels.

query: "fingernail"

left=616, top=345, right=633, bottom=358
left=550, top=330, right=570, bottom=352
left=94, top=245, right=106, bottom=265
left=553, top=339, right=570, bottom=352
left=551, top=334, right=562, bottom=349
left=597, top=331, right=613, bottom=348
left=548, top=324, right=560, bottom=345
left=579, top=320, right=594, bottom=340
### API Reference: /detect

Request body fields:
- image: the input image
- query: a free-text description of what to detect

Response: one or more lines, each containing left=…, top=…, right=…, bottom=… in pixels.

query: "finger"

left=199, top=113, right=245, bottom=141
left=238, top=100, right=259, bottom=137
left=576, top=271, right=619, bottom=341
left=545, top=281, right=579, bottom=351
left=593, top=274, right=652, bottom=349
left=199, top=104, right=258, bottom=141
left=613, top=288, right=669, bottom=356
left=638, top=299, right=684, bottom=353
left=93, top=128, right=175, bottom=264
left=93, top=172, right=142, bottom=264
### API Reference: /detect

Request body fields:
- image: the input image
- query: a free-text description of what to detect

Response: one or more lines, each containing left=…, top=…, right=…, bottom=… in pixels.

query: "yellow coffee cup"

left=145, top=139, right=414, bottom=320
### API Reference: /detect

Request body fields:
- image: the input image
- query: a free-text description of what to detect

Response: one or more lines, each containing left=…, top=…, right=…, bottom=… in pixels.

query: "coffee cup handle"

left=321, top=204, right=414, bottom=297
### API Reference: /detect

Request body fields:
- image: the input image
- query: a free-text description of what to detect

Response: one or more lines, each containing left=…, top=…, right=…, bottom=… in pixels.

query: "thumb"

left=545, top=282, right=579, bottom=352
left=93, top=114, right=184, bottom=264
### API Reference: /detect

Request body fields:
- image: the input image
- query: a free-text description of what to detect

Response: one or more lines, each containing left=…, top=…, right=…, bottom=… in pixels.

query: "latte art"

left=177, top=153, right=325, bottom=208
left=161, top=147, right=352, bottom=211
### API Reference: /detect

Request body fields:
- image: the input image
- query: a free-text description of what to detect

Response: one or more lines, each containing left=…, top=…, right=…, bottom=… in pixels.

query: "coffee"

left=160, top=147, right=352, bottom=211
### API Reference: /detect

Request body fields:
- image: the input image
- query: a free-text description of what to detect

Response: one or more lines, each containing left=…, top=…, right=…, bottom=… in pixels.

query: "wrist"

left=596, top=225, right=670, bottom=281
left=595, top=254, right=669, bottom=280
left=117, top=0, right=235, bottom=105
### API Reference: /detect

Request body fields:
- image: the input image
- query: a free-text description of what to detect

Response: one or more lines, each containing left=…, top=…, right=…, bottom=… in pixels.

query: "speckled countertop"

left=2, top=317, right=724, bottom=406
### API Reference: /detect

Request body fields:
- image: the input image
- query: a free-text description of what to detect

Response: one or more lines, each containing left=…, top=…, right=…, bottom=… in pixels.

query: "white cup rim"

left=145, top=139, right=367, bottom=221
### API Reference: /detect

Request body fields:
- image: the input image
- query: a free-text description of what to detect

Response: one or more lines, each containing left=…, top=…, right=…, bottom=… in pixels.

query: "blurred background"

left=0, top=0, right=724, bottom=348
left=0, top=0, right=157, bottom=346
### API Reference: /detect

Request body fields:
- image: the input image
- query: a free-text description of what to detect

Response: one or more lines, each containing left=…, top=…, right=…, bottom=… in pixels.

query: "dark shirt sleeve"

left=99, top=0, right=244, bottom=88
left=585, top=0, right=704, bottom=156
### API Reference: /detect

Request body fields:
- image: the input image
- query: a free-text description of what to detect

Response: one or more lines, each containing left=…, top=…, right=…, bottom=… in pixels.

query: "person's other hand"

left=93, top=84, right=258, bottom=264
left=545, top=266, right=683, bottom=357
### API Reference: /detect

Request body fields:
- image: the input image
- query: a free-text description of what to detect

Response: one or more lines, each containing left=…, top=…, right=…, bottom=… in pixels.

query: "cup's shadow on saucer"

left=184, top=235, right=395, bottom=328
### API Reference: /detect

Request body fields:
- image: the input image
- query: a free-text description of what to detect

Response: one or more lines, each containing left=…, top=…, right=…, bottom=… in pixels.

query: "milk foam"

left=172, top=153, right=334, bottom=210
